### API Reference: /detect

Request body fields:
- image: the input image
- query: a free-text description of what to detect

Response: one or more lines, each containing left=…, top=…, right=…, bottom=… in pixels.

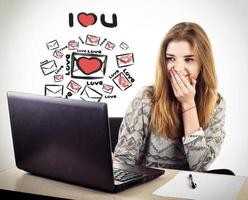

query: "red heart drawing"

left=77, top=12, right=97, bottom=27
left=77, top=57, right=102, bottom=75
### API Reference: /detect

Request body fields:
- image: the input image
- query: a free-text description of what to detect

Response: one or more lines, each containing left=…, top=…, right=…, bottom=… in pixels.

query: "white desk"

left=0, top=167, right=247, bottom=199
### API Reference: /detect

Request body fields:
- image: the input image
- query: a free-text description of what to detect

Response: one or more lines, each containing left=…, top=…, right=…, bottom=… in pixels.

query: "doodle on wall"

left=73, top=12, right=118, bottom=28
left=71, top=52, right=107, bottom=79
left=40, top=12, right=135, bottom=102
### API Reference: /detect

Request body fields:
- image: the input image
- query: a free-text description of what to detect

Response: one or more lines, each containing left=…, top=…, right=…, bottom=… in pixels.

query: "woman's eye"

left=166, top=57, right=175, bottom=61
left=185, top=58, right=194, bottom=62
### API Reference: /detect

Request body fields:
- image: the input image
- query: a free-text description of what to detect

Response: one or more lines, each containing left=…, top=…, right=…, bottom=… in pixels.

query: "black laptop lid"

left=7, top=91, right=115, bottom=191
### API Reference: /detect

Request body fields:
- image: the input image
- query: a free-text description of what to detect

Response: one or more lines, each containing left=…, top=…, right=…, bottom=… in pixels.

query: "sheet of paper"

left=153, top=171, right=246, bottom=200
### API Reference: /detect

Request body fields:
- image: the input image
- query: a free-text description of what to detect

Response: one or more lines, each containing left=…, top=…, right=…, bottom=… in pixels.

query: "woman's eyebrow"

left=166, top=53, right=174, bottom=56
left=184, top=54, right=195, bottom=58
left=166, top=54, right=195, bottom=57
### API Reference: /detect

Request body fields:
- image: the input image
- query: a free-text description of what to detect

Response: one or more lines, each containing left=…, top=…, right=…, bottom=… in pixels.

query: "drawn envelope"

left=67, top=80, right=82, bottom=93
left=116, top=53, right=134, bottom=67
left=40, top=60, right=57, bottom=75
left=54, top=74, right=63, bottom=82
left=85, top=35, right=100, bottom=46
left=102, top=84, right=114, bottom=94
left=113, top=72, right=132, bottom=91
left=53, top=50, right=64, bottom=59
left=119, top=42, right=129, bottom=50
left=45, top=85, right=63, bottom=97
left=46, top=40, right=59, bottom=50
left=105, top=41, right=115, bottom=50
left=71, top=52, right=107, bottom=79
left=68, top=40, right=79, bottom=50
left=80, top=85, right=103, bottom=102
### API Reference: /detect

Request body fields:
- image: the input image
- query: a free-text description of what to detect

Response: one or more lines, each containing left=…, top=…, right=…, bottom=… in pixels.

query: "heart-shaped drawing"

left=77, top=12, right=97, bottom=27
left=77, top=57, right=102, bottom=75
left=120, top=56, right=132, bottom=64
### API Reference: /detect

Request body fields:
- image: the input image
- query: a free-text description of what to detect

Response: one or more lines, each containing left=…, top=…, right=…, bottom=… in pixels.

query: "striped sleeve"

left=114, top=87, right=152, bottom=165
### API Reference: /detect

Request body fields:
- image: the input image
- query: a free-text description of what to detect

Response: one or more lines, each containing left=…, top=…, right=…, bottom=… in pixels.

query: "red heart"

left=77, top=57, right=102, bottom=75
left=77, top=12, right=97, bottom=27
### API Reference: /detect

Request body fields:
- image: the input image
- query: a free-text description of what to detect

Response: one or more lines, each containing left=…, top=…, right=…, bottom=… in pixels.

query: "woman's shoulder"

left=210, top=92, right=226, bottom=120
left=124, top=86, right=153, bottom=117
left=135, top=86, right=154, bottom=99
left=216, top=92, right=225, bottom=109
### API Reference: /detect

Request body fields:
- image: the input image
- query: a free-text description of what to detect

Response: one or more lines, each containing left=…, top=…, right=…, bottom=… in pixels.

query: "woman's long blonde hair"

left=150, top=22, right=218, bottom=139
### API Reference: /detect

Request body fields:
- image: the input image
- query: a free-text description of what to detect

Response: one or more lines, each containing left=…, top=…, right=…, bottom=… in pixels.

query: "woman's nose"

left=174, top=62, right=184, bottom=72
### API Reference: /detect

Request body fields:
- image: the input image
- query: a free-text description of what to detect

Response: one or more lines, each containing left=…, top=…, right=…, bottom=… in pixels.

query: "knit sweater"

left=114, top=86, right=225, bottom=171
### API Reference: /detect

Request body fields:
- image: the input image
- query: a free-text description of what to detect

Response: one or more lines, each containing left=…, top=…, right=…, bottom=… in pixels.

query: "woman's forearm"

left=182, top=102, right=200, bottom=136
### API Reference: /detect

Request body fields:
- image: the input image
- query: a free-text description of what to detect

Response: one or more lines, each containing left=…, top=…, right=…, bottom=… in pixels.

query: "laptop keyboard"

left=113, top=168, right=143, bottom=182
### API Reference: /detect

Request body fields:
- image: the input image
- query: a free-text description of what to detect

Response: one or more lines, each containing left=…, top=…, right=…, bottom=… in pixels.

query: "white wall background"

left=1, top=0, right=248, bottom=176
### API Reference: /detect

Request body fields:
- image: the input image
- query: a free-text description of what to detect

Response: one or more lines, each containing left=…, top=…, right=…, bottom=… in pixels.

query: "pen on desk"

left=189, top=174, right=197, bottom=189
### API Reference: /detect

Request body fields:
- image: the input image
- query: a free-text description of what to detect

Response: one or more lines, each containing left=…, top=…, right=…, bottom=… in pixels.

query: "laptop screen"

left=7, top=91, right=115, bottom=191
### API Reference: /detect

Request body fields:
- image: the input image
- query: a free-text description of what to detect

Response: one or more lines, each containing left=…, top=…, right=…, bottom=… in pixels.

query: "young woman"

left=114, top=22, right=226, bottom=172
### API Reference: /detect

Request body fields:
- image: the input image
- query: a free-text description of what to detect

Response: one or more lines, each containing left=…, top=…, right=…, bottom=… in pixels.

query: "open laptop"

left=7, top=91, right=164, bottom=193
